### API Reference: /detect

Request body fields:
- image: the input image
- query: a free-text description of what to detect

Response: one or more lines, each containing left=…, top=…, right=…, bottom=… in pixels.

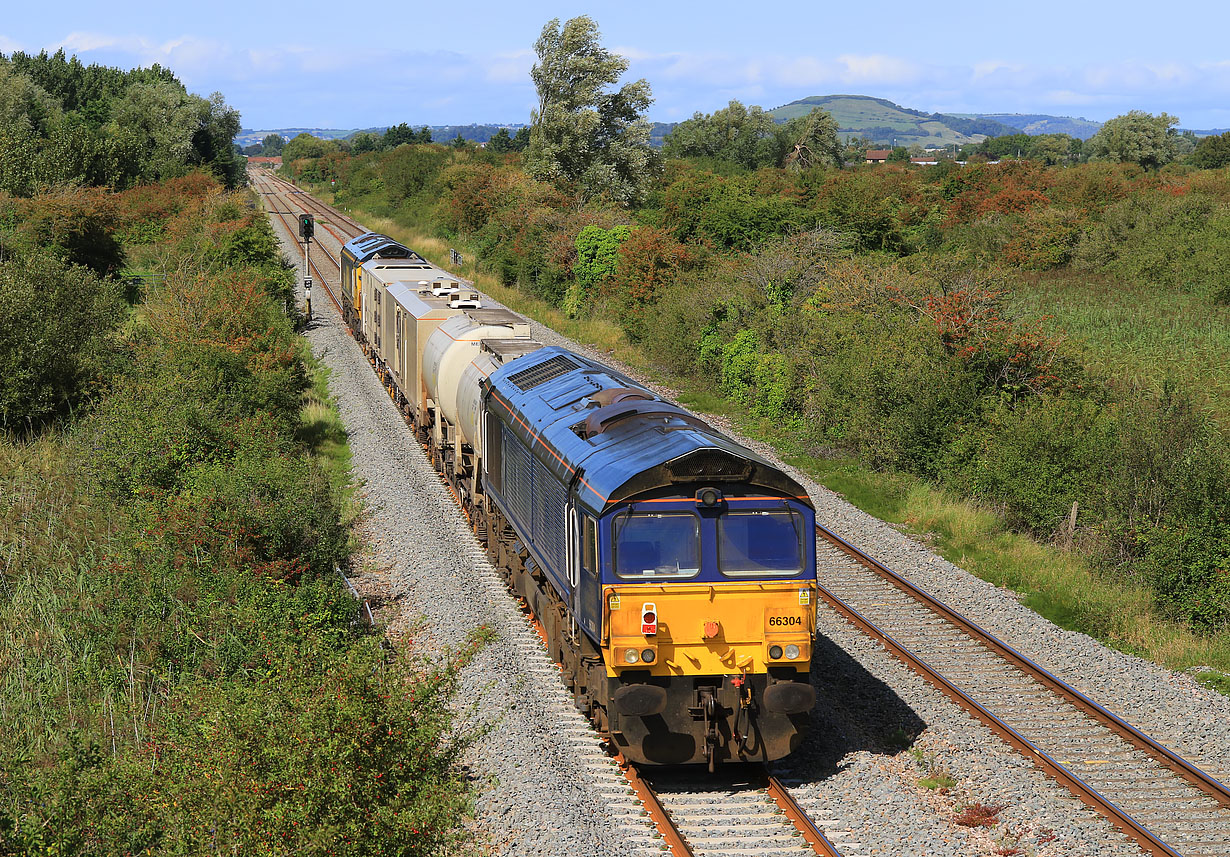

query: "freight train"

left=339, top=232, right=818, bottom=768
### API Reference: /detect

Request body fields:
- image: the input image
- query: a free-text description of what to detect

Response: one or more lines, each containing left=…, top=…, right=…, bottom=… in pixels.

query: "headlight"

left=785, top=644, right=800, bottom=660
left=624, top=648, right=640, bottom=664
left=641, top=648, right=656, bottom=664
left=769, top=645, right=784, bottom=660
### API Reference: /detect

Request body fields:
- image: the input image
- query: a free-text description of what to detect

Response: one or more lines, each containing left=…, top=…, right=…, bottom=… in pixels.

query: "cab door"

left=576, top=511, right=600, bottom=639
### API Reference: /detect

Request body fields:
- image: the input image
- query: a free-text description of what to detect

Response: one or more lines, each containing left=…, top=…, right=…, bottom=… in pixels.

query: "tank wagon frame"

left=340, top=232, right=818, bottom=768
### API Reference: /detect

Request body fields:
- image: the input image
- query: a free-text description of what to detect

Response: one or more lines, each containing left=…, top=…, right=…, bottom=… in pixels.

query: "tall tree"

left=261, top=133, right=284, bottom=155
left=1085, top=110, right=1179, bottom=170
left=486, top=127, right=514, bottom=153
left=1192, top=131, right=1230, bottom=169
left=663, top=100, right=780, bottom=168
left=525, top=16, right=654, bottom=205
left=780, top=108, right=844, bottom=171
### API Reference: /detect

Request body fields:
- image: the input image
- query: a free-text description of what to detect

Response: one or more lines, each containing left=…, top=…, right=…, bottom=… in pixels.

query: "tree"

left=486, top=127, right=514, bottom=153
left=780, top=108, right=844, bottom=171
left=525, top=16, right=655, bottom=205
left=281, top=132, right=333, bottom=163
left=261, top=133, right=284, bottom=155
left=350, top=131, right=382, bottom=155
left=1085, top=110, right=1179, bottom=170
left=1030, top=133, right=1076, bottom=165
left=662, top=100, right=779, bottom=169
left=383, top=122, right=417, bottom=148
left=511, top=127, right=530, bottom=151
left=1191, top=131, right=1230, bottom=169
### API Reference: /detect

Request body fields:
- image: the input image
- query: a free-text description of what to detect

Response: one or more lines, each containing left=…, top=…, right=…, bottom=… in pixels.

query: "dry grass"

left=900, top=484, right=1230, bottom=685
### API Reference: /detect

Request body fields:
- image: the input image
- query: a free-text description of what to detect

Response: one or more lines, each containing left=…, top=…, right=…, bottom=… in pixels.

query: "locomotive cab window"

left=613, top=513, right=700, bottom=579
left=718, top=509, right=804, bottom=576
left=582, top=515, right=597, bottom=575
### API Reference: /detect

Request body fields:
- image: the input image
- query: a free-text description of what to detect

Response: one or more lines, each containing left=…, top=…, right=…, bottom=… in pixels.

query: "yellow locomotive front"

left=590, top=492, right=818, bottom=769
left=603, top=578, right=816, bottom=767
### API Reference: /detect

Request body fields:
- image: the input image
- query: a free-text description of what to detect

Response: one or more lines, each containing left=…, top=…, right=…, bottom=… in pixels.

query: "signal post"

left=298, top=213, right=314, bottom=319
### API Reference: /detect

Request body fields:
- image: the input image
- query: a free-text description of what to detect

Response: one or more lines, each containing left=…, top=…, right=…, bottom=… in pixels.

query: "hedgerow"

left=1, top=176, right=481, bottom=854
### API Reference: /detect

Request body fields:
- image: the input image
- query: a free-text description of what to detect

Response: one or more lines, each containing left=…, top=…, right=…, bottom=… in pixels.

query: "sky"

left=4, top=1, right=1230, bottom=132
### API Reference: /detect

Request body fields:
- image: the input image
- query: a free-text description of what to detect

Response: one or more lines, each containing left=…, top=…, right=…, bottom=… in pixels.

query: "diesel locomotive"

left=339, top=232, right=818, bottom=768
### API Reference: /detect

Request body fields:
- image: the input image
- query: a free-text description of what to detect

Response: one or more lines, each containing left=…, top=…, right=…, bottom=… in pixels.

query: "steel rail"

left=760, top=771, right=845, bottom=857
left=252, top=173, right=343, bottom=314
left=816, top=524, right=1230, bottom=810
left=813, top=524, right=1206, bottom=857
left=617, top=759, right=695, bottom=857
left=263, top=174, right=367, bottom=240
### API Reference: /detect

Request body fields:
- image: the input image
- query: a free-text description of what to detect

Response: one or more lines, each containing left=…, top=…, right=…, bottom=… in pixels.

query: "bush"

left=1074, top=192, right=1230, bottom=300
left=0, top=252, right=124, bottom=431
left=942, top=395, right=1112, bottom=535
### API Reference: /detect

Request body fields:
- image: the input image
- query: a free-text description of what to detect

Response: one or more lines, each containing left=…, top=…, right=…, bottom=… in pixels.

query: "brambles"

left=0, top=250, right=124, bottom=431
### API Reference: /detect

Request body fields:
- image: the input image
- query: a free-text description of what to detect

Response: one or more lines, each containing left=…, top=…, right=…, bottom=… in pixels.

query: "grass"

left=308, top=182, right=1230, bottom=697
left=297, top=358, right=353, bottom=487
left=1010, top=269, right=1230, bottom=425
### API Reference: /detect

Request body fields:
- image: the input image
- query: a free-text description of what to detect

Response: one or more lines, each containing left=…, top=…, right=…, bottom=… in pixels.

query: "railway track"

left=251, top=172, right=1230, bottom=857
left=249, top=171, right=361, bottom=315
left=626, top=764, right=850, bottom=857
left=814, top=525, right=1230, bottom=857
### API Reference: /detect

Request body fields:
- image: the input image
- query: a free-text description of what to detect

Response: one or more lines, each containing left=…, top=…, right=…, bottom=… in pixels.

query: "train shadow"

left=776, top=631, right=926, bottom=781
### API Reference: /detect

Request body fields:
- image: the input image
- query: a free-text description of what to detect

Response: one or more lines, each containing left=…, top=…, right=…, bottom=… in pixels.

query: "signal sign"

left=298, top=213, right=314, bottom=239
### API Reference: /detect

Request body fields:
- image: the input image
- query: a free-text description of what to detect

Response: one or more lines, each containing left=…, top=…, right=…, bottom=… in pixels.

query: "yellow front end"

left=603, top=581, right=816, bottom=678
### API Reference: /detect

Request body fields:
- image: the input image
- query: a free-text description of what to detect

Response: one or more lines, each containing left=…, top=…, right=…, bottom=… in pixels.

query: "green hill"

left=767, top=95, right=1022, bottom=146
left=965, top=113, right=1102, bottom=140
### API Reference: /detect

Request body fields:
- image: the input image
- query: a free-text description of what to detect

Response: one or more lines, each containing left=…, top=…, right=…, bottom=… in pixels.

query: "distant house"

left=865, top=149, right=891, bottom=164
left=246, top=156, right=282, bottom=168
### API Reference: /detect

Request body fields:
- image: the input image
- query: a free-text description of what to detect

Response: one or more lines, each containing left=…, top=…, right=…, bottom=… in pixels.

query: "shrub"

left=0, top=252, right=124, bottom=431
left=610, top=226, right=694, bottom=341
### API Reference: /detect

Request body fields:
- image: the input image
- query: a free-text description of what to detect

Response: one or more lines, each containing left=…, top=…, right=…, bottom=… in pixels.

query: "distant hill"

left=237, top=123, right=528, bottom=147
left=236, top=127, right=359, bottom=146
left=766, top=95, right=1023, bottom=146
left=964, top=113, right=1102, bottom=140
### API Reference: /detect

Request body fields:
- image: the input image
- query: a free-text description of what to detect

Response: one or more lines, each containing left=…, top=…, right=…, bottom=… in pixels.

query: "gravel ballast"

left=262, top=186, right=1230, bottom=856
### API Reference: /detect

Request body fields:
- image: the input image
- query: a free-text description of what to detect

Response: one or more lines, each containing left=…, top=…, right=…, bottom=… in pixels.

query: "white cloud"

left=834, top=54, right=919, bottom=86
left=484, top=50, right=534, bottom=84
left=0, top=34, right=23, bottom=53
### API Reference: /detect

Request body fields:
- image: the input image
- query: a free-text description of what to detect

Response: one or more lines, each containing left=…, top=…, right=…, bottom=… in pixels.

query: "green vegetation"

left=525, top=16, right=655, bottom=205
left=1084, top=110, right=1183, bottom=170
left=1, top=173, right=481, bottom=853
left=0, top=50, right=244, bottom=192
left=663, top=100, right=844, bottom=171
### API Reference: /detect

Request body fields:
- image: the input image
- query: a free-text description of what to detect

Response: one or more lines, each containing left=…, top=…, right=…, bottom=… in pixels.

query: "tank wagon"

left=339, top=232, right=818, bottom=768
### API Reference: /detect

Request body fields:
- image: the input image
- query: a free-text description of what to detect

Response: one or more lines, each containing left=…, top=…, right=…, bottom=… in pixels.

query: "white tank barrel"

left=457, top=340, right=545, bottom=453
left=422, top=309, right=529, bottom=436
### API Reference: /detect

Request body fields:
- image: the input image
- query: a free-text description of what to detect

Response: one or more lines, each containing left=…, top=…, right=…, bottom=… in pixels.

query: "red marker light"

left=641, top=603, right=657, bottom=635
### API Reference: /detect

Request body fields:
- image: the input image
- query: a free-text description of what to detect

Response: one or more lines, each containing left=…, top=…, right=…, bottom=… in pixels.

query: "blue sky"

left=5, top=1, right=1230, bottom=130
